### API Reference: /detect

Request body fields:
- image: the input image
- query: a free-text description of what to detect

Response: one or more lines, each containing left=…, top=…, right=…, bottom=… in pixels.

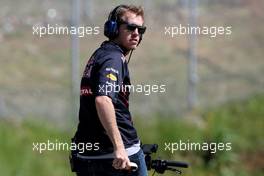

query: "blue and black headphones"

left=104, top=5, right=124, bottom=39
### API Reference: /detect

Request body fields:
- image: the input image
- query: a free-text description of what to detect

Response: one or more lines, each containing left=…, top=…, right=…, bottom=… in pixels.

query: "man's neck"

left=111, top=40, right=130, bottom=56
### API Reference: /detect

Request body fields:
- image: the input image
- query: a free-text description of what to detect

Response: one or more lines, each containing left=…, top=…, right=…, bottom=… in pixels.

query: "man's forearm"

left=95, top=96, right=124, bottom=150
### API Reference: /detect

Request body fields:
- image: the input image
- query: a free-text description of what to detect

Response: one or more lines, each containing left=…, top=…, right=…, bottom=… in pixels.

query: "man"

left=70, top=4, right=148, bottom=176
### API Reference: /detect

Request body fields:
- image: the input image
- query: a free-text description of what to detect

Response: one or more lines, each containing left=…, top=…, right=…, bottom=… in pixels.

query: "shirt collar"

left=101, top=40, right=129, bottom=55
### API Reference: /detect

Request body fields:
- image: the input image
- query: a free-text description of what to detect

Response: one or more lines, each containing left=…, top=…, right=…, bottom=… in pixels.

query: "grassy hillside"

left=1, top=2, right=264, bottom=121
left=0, top=94, right=263, bottom=176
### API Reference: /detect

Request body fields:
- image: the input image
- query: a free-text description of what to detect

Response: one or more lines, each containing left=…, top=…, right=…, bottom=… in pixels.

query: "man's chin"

left=122, top=43, right=137, bottom=51
left=128, top=44, right=137, bottom=50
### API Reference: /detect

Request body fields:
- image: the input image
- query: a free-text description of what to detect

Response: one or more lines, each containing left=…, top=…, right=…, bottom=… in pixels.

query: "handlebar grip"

left=165, top=160, right=189, bottom=168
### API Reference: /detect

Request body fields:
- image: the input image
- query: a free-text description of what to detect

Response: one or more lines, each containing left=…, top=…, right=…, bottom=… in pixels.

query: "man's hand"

left=112, top=147, right=131, bottom=170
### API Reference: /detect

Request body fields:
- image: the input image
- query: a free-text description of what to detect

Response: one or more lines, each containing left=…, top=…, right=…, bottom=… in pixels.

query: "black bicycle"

left=142, top=144, right=189, bottom=175
left=70, top=143, right=189, bottom=175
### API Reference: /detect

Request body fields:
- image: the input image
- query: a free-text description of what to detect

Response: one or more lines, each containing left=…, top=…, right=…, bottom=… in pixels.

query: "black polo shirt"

left=73, top=41, right=139, bottom=155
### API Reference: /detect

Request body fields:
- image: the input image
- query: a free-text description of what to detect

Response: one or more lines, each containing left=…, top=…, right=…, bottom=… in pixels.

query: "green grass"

left=0, top=94, right=263, bottom=176
left=0, top=119, right=73, bottom=176
left=134, top=94, right=264, bottom=176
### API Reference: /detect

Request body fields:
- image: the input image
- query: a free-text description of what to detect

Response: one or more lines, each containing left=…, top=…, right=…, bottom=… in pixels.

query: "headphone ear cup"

left=104, top=20, right=118, bottom=39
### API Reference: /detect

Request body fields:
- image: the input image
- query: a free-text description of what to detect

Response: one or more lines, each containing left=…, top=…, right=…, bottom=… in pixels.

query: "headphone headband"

left=108, top=5, right=123, bottom=21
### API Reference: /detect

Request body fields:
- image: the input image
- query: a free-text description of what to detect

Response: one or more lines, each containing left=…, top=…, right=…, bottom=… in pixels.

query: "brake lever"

left=167, top=167, right=182, bottom=175
left=129, top=162, right=138, bottom=172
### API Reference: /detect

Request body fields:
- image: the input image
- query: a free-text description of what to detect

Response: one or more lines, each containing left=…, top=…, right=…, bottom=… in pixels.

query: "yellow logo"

left=106, top=73, right=117, bottom=81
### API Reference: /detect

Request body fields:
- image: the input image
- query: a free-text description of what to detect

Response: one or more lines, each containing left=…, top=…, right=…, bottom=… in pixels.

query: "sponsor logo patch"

left=106, top=73, right=117, bottom=81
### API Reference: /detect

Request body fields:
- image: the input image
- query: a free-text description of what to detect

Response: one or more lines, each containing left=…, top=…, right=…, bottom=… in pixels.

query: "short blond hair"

left=112, top=5, right=145, bottom=22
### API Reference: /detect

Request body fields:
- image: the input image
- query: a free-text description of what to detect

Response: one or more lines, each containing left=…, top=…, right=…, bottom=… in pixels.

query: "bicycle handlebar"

left=142, top=144, right=189, bottom=175
left=165, top=160, right=189, bottom=168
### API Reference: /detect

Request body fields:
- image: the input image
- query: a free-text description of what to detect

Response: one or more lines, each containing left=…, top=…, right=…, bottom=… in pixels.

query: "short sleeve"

left=93, top=56, right=123, bottom=102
